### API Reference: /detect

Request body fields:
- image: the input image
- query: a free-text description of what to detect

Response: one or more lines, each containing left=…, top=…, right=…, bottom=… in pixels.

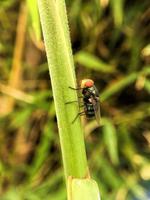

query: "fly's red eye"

left=81, top=79, right=94, bottom=88
left=85, top=81, right=93, bottom=87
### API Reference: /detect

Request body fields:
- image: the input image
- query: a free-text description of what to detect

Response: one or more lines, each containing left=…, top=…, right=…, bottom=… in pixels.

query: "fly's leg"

left=65, top=100, right=78, bottom=104
left=66, top=86, right=83, bottom=103
left=67, top=86, right=85, bottom=123
left=65, top=100, right=83, bottom=104
left=79, top=105, right=84, bottom=108
left=72, top=111, right=85, bottom=124
left=65, top=97, right=83, bottom=105
left=66, top=101, right=84, bottom=107
left=66, top=103, right=85, bottom=123
left=69, top=86, right=83, bottom=90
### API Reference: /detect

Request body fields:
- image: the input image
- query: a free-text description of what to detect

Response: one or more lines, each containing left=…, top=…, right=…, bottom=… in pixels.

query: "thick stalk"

left=38, top=0, right=88, bottom=179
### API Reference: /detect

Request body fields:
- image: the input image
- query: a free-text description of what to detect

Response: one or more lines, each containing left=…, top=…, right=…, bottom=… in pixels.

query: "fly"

left=68, top=79, right=101, bottom=125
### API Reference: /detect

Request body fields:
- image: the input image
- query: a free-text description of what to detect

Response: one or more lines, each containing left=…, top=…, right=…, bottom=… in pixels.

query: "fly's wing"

left=91, top=96, right=101, bottom=126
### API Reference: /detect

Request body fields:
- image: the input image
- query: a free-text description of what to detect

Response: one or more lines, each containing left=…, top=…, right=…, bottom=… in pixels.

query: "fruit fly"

left=68, top=79, right=101, bottom=125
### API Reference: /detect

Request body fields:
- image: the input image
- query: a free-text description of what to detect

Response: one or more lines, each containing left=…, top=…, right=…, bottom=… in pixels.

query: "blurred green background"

left=0, top=0, right=150, bottom=199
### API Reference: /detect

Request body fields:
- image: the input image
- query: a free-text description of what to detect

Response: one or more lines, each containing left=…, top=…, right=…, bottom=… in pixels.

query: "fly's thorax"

left=88, top=86, right=95, bottom=92
left=82, top=86, right=95, bottom=96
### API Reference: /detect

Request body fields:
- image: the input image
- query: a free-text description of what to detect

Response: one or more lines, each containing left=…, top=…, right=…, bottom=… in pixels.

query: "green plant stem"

left=38, top=0, right=88, bottom=179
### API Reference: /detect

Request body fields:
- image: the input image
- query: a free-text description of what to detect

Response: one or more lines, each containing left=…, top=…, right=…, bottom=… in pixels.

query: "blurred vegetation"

left=0, top=0, right=150, bottom=199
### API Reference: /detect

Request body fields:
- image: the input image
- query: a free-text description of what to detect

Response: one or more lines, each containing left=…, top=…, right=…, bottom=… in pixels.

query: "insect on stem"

left=68, top=79, right=101, bottom=126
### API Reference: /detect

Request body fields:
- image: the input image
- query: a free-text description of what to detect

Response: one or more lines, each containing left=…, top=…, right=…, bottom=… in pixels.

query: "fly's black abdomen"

left=84, top=103, right=95, bottom=118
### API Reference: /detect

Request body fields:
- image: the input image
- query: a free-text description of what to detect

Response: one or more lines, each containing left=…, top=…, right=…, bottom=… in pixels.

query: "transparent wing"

left=91, top=96, right=101, bottom=126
